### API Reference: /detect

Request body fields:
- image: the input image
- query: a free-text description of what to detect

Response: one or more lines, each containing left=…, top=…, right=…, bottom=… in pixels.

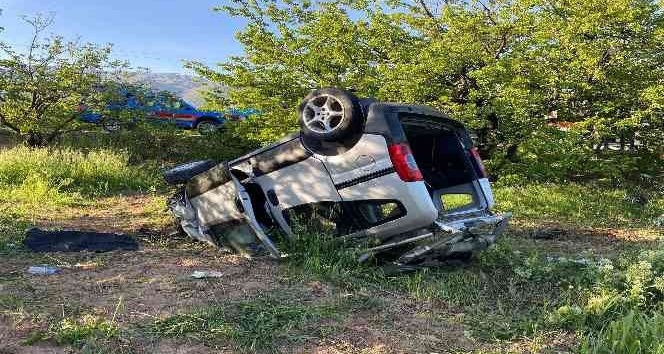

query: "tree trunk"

left=506, top=144, right=519, bottom=163
left=25, top=131, right=47, bottom=147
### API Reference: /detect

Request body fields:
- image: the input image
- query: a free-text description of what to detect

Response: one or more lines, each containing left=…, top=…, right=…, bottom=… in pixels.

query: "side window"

left=284, top=201, right=352, bottom=236
left=352, top=200, right=405, bottom=227
left=161, top=97, right=183, bottom=110
left=283, top=200, right=406, bottom=236
left=171, top=100, right=184, bottom=109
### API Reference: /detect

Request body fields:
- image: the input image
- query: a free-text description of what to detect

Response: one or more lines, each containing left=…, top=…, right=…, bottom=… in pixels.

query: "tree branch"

left=0, top=111, right=21, bottom=133
left=416, top=0, right=445, bottom=33
left=476, top=0, right=498, bottom=26
left=45, top=114, right=78, bottom=143
left=494, top=30, right=509, bottom=59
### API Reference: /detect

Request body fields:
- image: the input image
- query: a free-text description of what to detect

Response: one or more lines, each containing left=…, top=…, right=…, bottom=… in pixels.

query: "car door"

left=153, top=101, right=176, bottom=124
left=186, top=162, right=282, bottom=258
left=172, top=102, right=198, bottom=129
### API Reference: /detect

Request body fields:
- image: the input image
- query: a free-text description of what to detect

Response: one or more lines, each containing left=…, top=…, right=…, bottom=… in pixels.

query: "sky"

left=0, top=0, right=247, bottom=73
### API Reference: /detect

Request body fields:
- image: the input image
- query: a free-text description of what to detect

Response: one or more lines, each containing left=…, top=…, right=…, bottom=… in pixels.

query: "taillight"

left=469, top=147, right=488, bottom=178
left=388, top=143, right=423, bottom=182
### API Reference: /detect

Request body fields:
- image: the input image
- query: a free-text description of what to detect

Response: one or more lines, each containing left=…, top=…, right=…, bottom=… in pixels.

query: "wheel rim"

left=302, top=94, right=346, bottom=134
left=103, top=119, right=120, bottom=132
left=198, top=122, right=218, bottom=134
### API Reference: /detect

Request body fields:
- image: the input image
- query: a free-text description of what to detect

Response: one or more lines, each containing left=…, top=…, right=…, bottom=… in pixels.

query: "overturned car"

left=165, top=88, right=511, bottom=267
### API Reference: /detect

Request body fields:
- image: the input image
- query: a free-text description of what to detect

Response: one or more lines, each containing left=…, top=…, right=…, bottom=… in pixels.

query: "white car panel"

left=338, top=173, right=439, bottom=239
left=478, top=178, right=495, bottom=208
left=190, top=182, right=243, bottom=226
left=321, top=134, right=392, bottom=185
left=253, top=156, right=341, bottom=208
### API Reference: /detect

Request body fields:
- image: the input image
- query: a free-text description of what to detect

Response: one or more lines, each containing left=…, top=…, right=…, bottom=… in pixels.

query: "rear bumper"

left=359, top=212, right=512, bottom=265
left=401, top=212, right=512, bottom=264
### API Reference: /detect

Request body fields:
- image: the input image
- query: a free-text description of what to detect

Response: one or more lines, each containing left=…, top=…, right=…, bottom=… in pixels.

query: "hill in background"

left=129, top=72, right=225, bottom=108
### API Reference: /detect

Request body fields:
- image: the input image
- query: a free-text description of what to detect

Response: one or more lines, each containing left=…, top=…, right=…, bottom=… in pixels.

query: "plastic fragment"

left=191, top=271, right=224, bottom=279
left=28, top=266, right=61, bottom=275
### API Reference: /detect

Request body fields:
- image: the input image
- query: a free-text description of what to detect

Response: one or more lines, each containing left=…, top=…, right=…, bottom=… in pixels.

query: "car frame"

left=165, top=88, right=511, bottom=268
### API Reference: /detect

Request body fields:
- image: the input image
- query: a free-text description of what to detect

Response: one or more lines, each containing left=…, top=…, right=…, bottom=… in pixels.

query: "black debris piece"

left=23, top=228, right=139, bottom=252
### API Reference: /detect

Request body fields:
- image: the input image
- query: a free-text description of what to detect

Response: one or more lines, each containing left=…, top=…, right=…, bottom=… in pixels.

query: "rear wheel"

left=299, top=88, right=363, bottom=142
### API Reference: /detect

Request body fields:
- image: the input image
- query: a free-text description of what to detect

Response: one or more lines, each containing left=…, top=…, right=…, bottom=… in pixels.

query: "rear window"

left=283, top=200, right=406, bottom=236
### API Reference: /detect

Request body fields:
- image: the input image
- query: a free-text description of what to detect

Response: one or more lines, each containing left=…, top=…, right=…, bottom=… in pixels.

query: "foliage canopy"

left=0, top=15, right=129, bottom=146
left=190, top=0, right=663, bottom=178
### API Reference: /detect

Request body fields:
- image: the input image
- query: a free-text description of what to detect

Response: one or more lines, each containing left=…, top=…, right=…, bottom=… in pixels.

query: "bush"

left=581, top=311, right=664, bottom=354
left=56, top=123, right=259, bottom=165
left=488, top=127, right=664, bottom=186
left=549, top=250, right=664, bottom=336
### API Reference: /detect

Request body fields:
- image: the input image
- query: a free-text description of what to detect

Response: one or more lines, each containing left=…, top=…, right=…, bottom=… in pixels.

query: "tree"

left=0, top=14, right=128, bottom=146
left=192, top=0, right=663, bottom=165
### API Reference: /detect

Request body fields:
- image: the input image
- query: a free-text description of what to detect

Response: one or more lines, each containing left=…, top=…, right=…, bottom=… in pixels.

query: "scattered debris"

left=191, top=270, right=224, bottom=279
left=28, top=266, right=61, bottom=275
left=23, top=228, right=139, bottom=252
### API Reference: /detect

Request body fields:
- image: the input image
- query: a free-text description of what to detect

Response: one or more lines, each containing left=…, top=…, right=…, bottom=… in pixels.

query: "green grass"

left=151, top=293, right=354, bottom=352
left=24, top=314, right=120, bottom=350
left=51, top=314, right=119, bottom=346
left=0, top=145, right=160, bottom=198
left=0, top=215, right=30, bottom=254
left=494, top=183, right=664, bottom=228
left=581, top=311, right=664, bottom=354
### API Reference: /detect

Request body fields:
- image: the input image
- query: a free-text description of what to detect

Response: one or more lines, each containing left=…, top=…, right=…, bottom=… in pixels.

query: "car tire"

left=298, top=88, right=363, bottom=143
left=164, top=159, right=218, bottom=185
left=196, top=119, right=220, bottom=134
left=101, top=118, right=121, bottom=132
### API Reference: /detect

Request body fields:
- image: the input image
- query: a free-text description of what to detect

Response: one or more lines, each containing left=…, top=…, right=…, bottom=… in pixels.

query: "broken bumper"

left=360, top=212, right=512, bottom=265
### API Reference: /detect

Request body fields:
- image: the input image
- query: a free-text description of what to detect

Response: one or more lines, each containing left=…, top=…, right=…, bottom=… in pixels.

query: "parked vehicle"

left=79, top=91, right=246, bottom=133
left=164, top=88, right=511, bottom=268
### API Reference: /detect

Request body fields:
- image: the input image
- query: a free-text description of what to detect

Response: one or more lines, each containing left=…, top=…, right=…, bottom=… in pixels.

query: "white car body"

left=169, top=100, right=511, bottom=266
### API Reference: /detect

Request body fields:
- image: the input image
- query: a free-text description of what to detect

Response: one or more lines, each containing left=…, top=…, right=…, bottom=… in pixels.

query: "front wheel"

left=196, top=120, right=221, bottom=134
left=101, top=118, right=121, bottom=132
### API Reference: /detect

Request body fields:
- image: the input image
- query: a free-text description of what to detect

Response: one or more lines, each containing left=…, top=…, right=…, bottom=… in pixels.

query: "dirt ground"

left=1, top=248, right=481, bottom=354
left=0, top=194, right=483, bottom=354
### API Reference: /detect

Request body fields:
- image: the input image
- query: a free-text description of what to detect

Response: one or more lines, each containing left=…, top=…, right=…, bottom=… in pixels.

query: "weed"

left=26, top=314, right=120, bottom=347
left=0, top=294, right=24, bottom=310
left=283, top=229, right=370, bottom=284
left=581, top=311, right=664, bottom=354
